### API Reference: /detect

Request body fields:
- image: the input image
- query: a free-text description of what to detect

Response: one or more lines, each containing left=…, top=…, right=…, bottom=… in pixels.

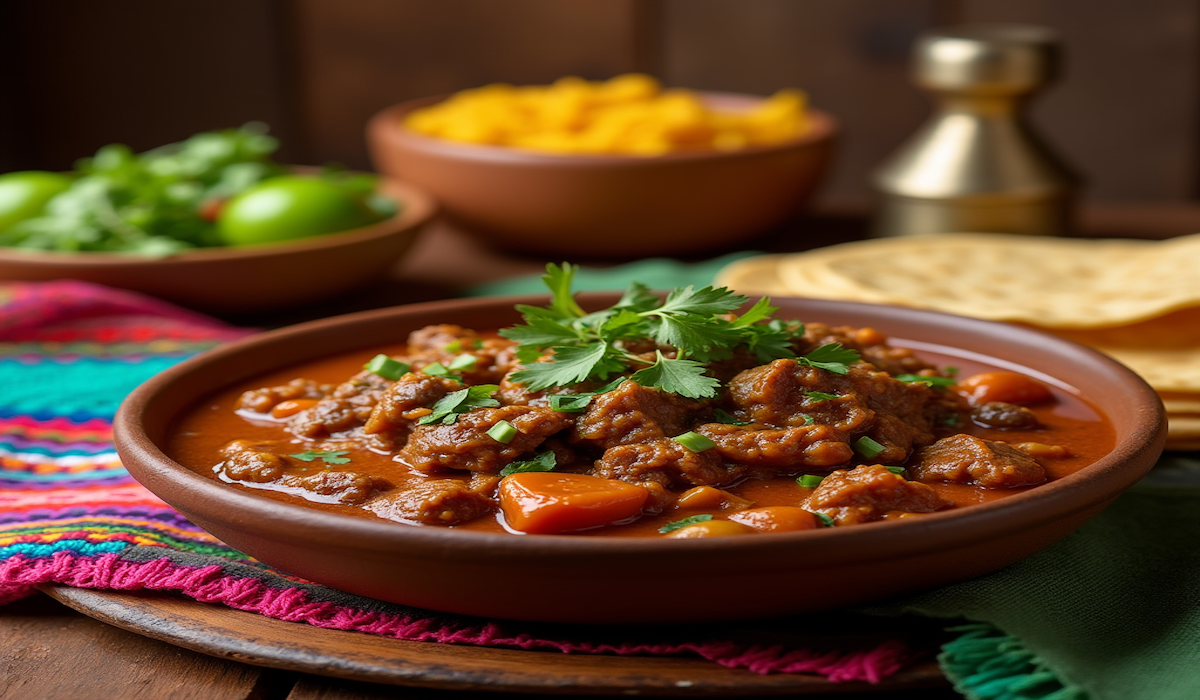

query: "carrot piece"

left=728, top=506, right=819, bottom=532
left=955, top=371, right=1053, bottom=406
left=498, top=472, right=649, bottom=534
left=270, top=399, right=317, bottom=419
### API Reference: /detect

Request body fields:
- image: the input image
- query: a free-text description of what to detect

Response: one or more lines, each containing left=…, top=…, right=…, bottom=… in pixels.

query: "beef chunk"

left=804, top=464, right=948, bottom=525
left=593, top=438, right=734, bottom=488
left=281, top=470, right=393, bottom=505
left=696, top=422, right=854, bottom=470
left=290, top=371, right=392, bottom=438
left=362, top=373, right=464, bottom=446
left=237, top=378, right=330, bottom=414
left=971, top=402, right=1042, bottom=430
left=405, top=324, right=520, bottom=385
left=912, top=434, right=1046, bottom=489
left=400, top=405, right=573, bottom=474
left=364, top=480, right=496, bottom=526
left=727, top=359, right=941, bottom=463
left=218, top=440, right=286, bottom=483
left=572, top=380, right=705, bottom=450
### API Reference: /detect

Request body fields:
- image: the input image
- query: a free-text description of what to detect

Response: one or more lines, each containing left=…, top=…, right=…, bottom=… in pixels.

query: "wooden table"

left=4, top=202, right=1196, bottom=699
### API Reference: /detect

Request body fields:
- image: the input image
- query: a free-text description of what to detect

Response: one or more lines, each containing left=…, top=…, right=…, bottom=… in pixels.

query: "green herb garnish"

left=289, top=450, right=351, bottom=465
left=501, top=263, right=804, bottom=399
left=421, top=362, right=450, bottom=377
left=548, top=393, right=594, bottom=413
left=658, top=514, right=714, bottom=534
left=713, top=408, right=752, bottom=426
left=896, top=374, right=956, bottom=388
left=672, top=431, right=716, bottom=453
left=499, top=451, right=557, bottom=476
left=448, top=354, right=478, bottom=371
left=796, top=343, right=860, bottom=375
left=797, top=474, right=824, bottom=488
left=885, top=466, right=907, bottom=476
left=363, top=354, right=410, bottom=380
left=853, top=436, right=886, bottom=459
left=813, top=512, right=836, bottom=528
left=804, top=390, right=840, bottom=402
left=418, top=385, right=500, bottom=425
left=487, top=420, right=518, bottom=444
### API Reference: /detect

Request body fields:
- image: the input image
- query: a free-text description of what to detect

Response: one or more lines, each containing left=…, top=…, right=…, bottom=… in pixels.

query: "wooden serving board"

left=42, top=585, right=949, bottom=696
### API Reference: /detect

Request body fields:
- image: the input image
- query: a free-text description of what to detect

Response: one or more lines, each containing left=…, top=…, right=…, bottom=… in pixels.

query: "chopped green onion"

left=944, top=366, right=960, bottom=377
left=799, top=413, right=815, bottom=425
left=713, top=408, right=752, bottom=426
left=854, top=436, right=886, bottom=459
left=363, top=354, right=410, bottom=381
left=445, top=339, right=463, bottom=353
left=885, top=466, right=906, bottom=476
left=448, top=354, right=478, bottom=371
left=500, top=451, right=557, bottom=476
left=673, top=431, right=716, bottom=453
left=812, top=512, right=836, bottom=528
left=487, top=420, right=518, bottom=444
left=422, top=362, right=450, bottom=377
left=658, top=514, right=713, bottom=534
left=548, top=393, right=593, bottom=413
left=804, top=390, right=839, bottom=402
left=797, top=474, right=824, bottom=489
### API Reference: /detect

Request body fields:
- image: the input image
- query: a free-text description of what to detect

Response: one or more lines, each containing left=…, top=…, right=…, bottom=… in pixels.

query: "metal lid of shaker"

left=915, top=25, right=1061, bottom=94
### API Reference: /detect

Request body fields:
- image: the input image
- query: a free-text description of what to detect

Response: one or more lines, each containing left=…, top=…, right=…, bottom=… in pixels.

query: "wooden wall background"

left=2, top=0, right=1196, bottom=207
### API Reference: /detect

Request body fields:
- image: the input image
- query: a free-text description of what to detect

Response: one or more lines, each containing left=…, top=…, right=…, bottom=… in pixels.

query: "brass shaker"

left=872, top=25, right=1077, bottom=237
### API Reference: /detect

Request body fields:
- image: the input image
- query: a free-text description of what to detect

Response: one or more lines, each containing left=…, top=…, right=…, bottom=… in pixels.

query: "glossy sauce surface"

left=167, top=336, right=1115, bottom=538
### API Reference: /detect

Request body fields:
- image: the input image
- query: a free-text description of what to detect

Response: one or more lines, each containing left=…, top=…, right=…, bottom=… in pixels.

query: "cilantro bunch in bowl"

left=0, top=123, right=397, bottom=256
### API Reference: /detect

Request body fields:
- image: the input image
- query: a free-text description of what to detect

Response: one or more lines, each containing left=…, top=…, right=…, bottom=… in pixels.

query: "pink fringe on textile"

left=0, top=552, right=913, bottom=682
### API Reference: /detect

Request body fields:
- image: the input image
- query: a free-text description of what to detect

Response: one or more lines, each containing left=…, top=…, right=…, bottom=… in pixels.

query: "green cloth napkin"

left=473, top=258, right=1200, bottom=700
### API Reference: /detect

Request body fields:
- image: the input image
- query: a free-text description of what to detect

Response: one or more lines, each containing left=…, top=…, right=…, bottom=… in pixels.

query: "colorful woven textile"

left=0, top=280, right=927, bottom=683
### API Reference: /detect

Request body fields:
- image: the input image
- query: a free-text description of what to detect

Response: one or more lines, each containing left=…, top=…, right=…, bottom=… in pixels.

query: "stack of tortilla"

left=715, top=233, right=1200, bottom=450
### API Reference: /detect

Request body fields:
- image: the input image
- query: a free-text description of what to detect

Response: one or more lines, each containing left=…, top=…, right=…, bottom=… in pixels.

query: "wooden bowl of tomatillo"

left=0, top=127, right=435, bottom=314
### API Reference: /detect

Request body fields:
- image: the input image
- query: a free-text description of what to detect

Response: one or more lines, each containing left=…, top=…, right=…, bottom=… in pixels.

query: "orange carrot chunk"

left=955, top=371, right=1053, bottom=407
left=498, top=472, right=650, bottom=534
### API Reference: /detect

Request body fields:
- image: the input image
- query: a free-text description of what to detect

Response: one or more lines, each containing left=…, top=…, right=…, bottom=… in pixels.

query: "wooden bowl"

left=0, top=178, right=435, bottom=315
left=114, top=295, right=1166, bottom=624
left=366, top=94, right=836, bottom=258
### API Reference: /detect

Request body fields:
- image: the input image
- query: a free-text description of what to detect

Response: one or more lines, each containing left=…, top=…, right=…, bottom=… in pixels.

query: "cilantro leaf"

left=797, top=343, right=861, bottom=375
left=508, top=343, right=624, bottom=392
left=499, top=451, right=557, bottom=476
left=656, top=286, right=747, bottom=317
left=613, top=281, right=660, bottom=312
left=804, top=390, right=840, bottom=402
left=289, top=450, right=351, bottom=465
left=731, top=297, right=778, bottom=327
left=658, top=514, right=714, bottom=533
left=629, top=352, right=720, bottom=399
left=896, top=374, right=957, bottom=388
left=713, top=408, right=751, bottom=426
left=499, top=316, right=583, bottom=347
left=418, top=385, right=500, bottom=425
left=542, top=263, right=586, bottom=319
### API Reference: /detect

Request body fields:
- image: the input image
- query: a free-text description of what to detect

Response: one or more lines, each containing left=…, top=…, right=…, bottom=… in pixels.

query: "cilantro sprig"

left=501, top=263, right=806, bottom=399
left=289, top=450, right=351, bottom=465
left=418, top=385, right=500, bottom=425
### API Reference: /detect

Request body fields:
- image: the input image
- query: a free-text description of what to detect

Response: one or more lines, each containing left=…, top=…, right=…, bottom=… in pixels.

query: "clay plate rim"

left=368, top=91, right=839, bottom=167
left=115, top=295, right=1166, bottom=567
left=0, top=178, right=436, bottom=268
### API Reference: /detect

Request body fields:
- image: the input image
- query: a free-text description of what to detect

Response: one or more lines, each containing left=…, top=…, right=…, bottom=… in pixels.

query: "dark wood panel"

left=657, top=0, right=940, bottom=205
left=4, top=0, right=293, bottom=170
left=955, top=0, right=1198, bottom=201
left=290, top=0, right=642, bottom=169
